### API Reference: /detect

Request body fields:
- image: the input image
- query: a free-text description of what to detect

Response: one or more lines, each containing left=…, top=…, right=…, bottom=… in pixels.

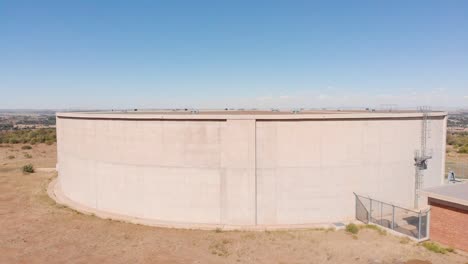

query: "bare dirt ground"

left=445, top=145, right=468, bottom=179
left=1, top=144, right=467, bottom=264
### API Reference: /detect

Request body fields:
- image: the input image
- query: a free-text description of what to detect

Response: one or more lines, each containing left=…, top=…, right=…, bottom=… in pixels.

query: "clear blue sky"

left=1, top=1, right=467, bottom=109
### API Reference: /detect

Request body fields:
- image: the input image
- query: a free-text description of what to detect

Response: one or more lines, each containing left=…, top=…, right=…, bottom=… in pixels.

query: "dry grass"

left=362, top=224, right=387, bottom=236
left=209, top=239, right=232, bottom=257
left=400, top=237, right=412, bottom=244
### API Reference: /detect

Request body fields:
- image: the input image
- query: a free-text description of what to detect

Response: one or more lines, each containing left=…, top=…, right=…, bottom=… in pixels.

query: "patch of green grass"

left=362, top=224, right=387, bottom=235
left=24, top=153, right=32, bottom=159
left=345, top=223, right=359, bottom=234
left=421, top=241, right=455, bottom=254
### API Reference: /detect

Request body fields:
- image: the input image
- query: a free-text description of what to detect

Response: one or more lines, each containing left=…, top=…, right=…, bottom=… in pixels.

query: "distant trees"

left=459, top=146, right=468, bottom=154
left=0, top=128, right=56, bottom=145
left=447, top=132, right=468, bottom=154
left=0, top=123, right=13, bottom=130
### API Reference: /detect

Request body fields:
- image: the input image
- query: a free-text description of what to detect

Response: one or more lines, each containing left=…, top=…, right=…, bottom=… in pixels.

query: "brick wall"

left=429, top=198, right=468, bottom=252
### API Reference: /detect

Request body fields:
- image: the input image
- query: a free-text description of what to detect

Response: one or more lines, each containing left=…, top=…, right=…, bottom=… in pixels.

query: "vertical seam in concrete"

left=254, top=119, right=258, bottom=225
left=219, top=121, right=223, bottom=225
left=94, top=121, right=98, bottom=209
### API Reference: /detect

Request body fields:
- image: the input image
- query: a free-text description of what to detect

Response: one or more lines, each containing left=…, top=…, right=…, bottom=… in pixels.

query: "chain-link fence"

left=355, top=193, right=429, bottom=240
left=445, top=161, right=468, bottom=179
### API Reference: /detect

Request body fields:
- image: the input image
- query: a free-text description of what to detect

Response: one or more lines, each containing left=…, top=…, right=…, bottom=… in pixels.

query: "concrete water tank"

left=55, top=110, right=447, bottom=228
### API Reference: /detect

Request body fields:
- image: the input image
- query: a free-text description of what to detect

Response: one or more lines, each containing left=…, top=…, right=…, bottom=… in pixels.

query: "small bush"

left=421, top=241, right=454, bottom=254
left=446, top=247, right=455, bottom=253
left=345, top=223, right=359, bottom=234
left=400, top=237, right=411, bottom=244
left=22, top=164, right=34, bottom=173
left=21, top=145, right=32, bottom=150
left=457, top=146, right=468, bottom=154
left=24, top=153, right=32, bottom=159
left=209, top=240, right=231, bottom=257
left=7, top=155, right=15, bottom=159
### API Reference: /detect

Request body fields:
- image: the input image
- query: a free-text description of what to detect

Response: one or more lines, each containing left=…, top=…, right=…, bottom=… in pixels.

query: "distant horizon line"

left=1, top=106, right=467, bottom=112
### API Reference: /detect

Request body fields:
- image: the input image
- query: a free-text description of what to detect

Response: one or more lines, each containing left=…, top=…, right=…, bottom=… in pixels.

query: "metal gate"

left=354, top=193, right=429, bottom=240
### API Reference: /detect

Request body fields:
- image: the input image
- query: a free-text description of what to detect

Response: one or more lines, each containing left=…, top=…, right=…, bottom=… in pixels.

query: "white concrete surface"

left=56, top=110, right=447, bottom=228
left=421, top=182, right=468, bottom=206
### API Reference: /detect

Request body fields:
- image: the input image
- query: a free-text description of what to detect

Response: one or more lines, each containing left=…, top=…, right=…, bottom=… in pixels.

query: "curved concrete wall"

left=57, top=111, right=447, bottom=227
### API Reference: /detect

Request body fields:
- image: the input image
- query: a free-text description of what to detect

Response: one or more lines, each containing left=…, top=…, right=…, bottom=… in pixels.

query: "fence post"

left=426, top=210, right=430, bottom=239
left=368, top=198, right=372, bottom=223
left=380, top=202, right=383, bottom=225
left=418, top=212, right=422, bottom=240
left=391, top=205, right=395, bottom=230
left=355, top=194, right=357, bottom=220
